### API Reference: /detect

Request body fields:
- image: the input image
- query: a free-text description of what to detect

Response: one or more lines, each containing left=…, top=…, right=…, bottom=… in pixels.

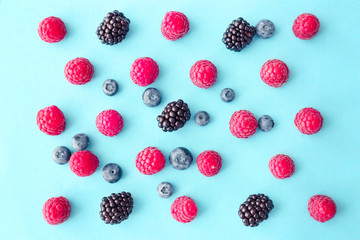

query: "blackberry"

left=157, top=99, right=191, bottom=132
left=238, top=194, right=274, bottom=227
left=222, top=17, right=256, bottom=52
left=99, top=192, right=133, bottom=224
left=96, top=10, right=130, bottom=45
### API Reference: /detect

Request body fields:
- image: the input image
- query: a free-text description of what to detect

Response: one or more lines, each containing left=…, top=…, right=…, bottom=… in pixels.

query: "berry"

left=52, top=146, right=71, bottom=164
left=161, top=11, right=190, bottom=41
left=255, top=19, right=275, bottom=39
left=238, top=194, right=274, bottom=227
left=293, top=13, right=320, bottom=40
left=96, top=10, right=130, bottom=45
left=38, top=16, right=67, bottom=43
left=308, top=195, right=336, bottom=222
left=169, top=147, right=193, bottom=170
left=190, top=60, right=217, bottom=89
left=260, top=59, right=290, bottom=88
left=142, top=88, right=162, bottom=107
left=99, top=192, right=133, bottom=224
left=258, top=115, right=274, bottom=132
left=102, top=163, right=122, bottom=183
left=222, top=17, right=256, bottom=52
left=64, top=57, right=94, bottom=85
left=294, top=107, right=323, bottom=135
left=102, top=79, right=118, bottom=96
left=71, top=133, right=89, bottom=151
left=221, top=88, right=235, bottom=102
left=194, top=111, right=210, bottom=126
left=157, top=99, right=191, bottom=132
left=229, top=110, right=258, bottom=139
left=36, top=105, right=66, bottom=136
left=171, top=196, right=198, bottom=223
left=196, top=150, right=222, bottom=177
left=69, top=150, right=99, bottom=177
left=43, top=196, right=71, bottom=225
left=130, top=57, right=159, bottom=87
left=96, top=109, right=124, bottom=137
left=135, top=147, right=165, bottom=175
left=157, top=182, right=174, bottom=198
left=269, top=154, right=295, bottom=179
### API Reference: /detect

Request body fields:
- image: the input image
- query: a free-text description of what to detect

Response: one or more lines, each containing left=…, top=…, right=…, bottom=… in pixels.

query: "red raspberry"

left=294, top=107, right=323, bottom=135
left=161, top=11, right=190, bottom=41
left=260, top=59, right=290, bottom=88
left=36, top=105, right=66, bottom=135
left=171, top=196, right=198, bottom=223
left=42, top=196, right=71, bottom=225
left=293, top=13, right=320, bottom=40
left=69, top=150, right=99, bottom=177
left=64, top=57, right=94, bottom=85
left=269, top=154, right=295, bottom=179
left=308, top=195, right=336, bottom=222
left=196, top=150, right=222, bottom=177
left=96, top=109, right=124, bottom=137
left=229, top=110, right=258, bottom=139
left=190, top=60, right=217, bottom=89
left=38, top=16, right=67, bottom=43
left=130, top=57, right=159, bottom=87
left=135, top=147, right=165, bottom=175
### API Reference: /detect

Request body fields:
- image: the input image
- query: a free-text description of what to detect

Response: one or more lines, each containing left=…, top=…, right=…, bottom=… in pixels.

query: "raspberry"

left=293, top=13, right=320, bottom=40
left=308, top=195, right=336, bottom=222
left=38, top=16, right=67, bottom=43
left=42, top=196, right=71, bottom=225
left=229, top=110, right=258, bottom=138
left=190, top=60, right=217, bottom=89
left=268, top=154, right=295, bottom=179
left=36, top=105, right=66, bottom=135
left=196, top=150, right=222, bottom=177
left=64, top=57, right=94, bottom=85
left=171, top=196, right=198, bottom=223
left=135, top=147, right=165, bottom=175
left=130, top=57, right=159, bottom=87
left=69, top=150, right=99, bottom=177
left=260, top=59, right=290, bottom=88
left=96, top=109, right=124, bottom=137
left=161, top=11, right=190, bottom=41
left=294, top=107, right=323, bottom=135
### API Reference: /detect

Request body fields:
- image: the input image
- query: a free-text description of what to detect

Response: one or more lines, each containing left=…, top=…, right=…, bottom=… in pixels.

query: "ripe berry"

left=194, top=111, right=210, bottom=126
left=294, top=107, right=323, bottom=135
left=255, top=19, right=275, bottom=39
left=96, top=109, right=124, bottom=137
left=268, top=154, right=295, bottom=179
left=308, top=195, right=336, bottom=222
left=161, top=11, right=190, bottom=41
left=229, top=110, right=258, bottom=138
left=157, top=182, right=174, bottom=198
left=238, top=194, right=274, bottom=227
left=38, top=16, right=67, bottom=43
left=36, top=105, right=66, bottom=136
left=258, top=115, right=274, bottom=132
left=69, top=150, right=99, bottom=177
left=142, top=88, right=162, bottom=107
left=190, top=60, right=217, bottom=89
left=169, top=147, right=193, bottom=170
left=135, top=147, right=165, bottom=175
left=157, top=99, right=191, bottom=132
left=52, top=146, right=71, bottom=164
left=64, top=57, right=94, bottom=85
left=71, top=133, right=89, bottom=151
left=130, top=57, right=159, bottom=87
left=102, top=163, right=122, bottom=183
left=260, top=59, right=290, bottom=88
left=102, top=79, right=119, bottom=96
left=171, top=196, right=198, bottom=223
left=221, top=88, right=235, bottom=102
left=196, top=150, right=222, bottom=177
left=293, top=13, right=320, bottom=40
left=99, top=192, right=133, bottom=224
left=96, top=10, right=130, bottom=45
left=43, top=196, right=71, bottom=225
left=222, top=17, right=256, bottom=52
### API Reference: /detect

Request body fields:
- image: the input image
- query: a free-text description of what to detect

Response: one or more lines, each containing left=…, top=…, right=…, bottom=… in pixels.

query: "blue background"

left=1, top=0, right=359, bottom=239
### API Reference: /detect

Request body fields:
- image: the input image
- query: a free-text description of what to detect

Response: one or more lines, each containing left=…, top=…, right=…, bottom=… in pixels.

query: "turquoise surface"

left=1, top=0, right=359, bottom=239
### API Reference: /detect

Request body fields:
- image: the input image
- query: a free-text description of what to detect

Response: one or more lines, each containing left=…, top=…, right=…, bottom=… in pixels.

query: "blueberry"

left=195, top=111, right=210, bottom=126
left=169, top=147, right=193, bottom=170
left=71, top=133, right=89, bottom=151
left=221, top=88, right=235, bottom=102
left=102, top=79, right=119, bottom=96
left=52, top=146, right=71, bottom=164
left=102, top=163, right=122, bottom=183
left=142, top=88, right=162, bottom=107
left=258, top=115, right=274, bottom=132
left=157, top=182, right=174, bottom=198
left=256, top=20, right=275, bottom=39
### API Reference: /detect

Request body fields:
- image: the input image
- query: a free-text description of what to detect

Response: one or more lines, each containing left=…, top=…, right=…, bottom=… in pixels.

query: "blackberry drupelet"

left=238, top=194, right=274, bottom=227
left=157, top=99, right=191, bottom=132
left=222, top=17, right=256, bottom=52
left=96, top=10, right=130, bottom=45
left=99, top=192, right=133, bottom=224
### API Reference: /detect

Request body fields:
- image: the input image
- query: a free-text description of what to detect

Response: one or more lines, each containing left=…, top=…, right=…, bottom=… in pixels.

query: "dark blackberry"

left=96, top=10, right=130, bottom=45
left=222, top=17, right=256, bottom=52
left=157, top=99, right=191, bottom=132
left=238, top=193, right=274, bottom=227
left=99, top=192, right=133, bottom=224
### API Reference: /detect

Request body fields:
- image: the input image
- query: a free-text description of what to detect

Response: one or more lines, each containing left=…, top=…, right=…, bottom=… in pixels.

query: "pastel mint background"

left=0, top=0, right=359, bottom=239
